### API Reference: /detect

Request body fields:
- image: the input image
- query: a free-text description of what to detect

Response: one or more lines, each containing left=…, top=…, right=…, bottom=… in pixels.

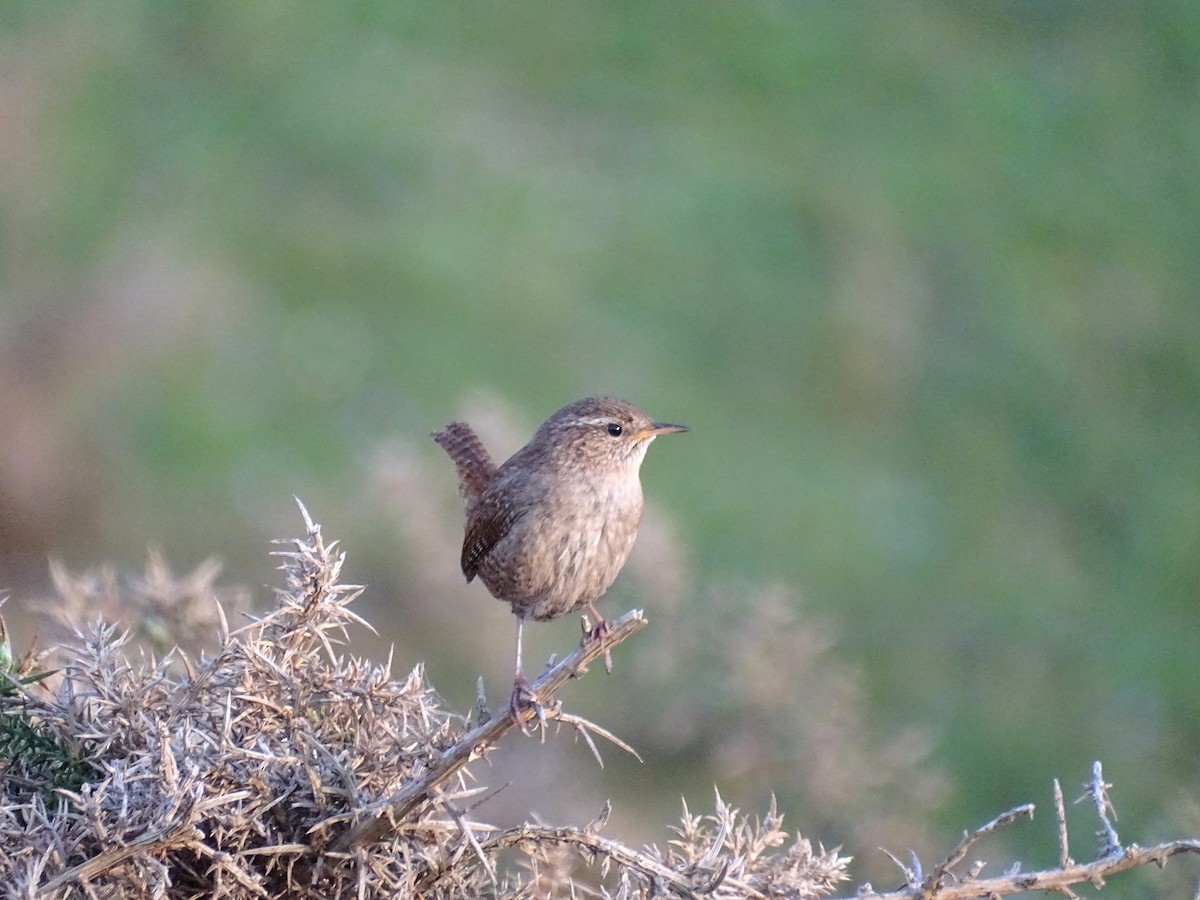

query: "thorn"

left=473, top=677, right=491, bottom=726
left=585, top=800, right=611, bottom=833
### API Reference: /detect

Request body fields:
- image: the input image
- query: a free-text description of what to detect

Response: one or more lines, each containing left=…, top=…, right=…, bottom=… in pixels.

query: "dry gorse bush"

left=3, top=505, right=1198, bottom=899
left=0, top=504, right=849, bottom=899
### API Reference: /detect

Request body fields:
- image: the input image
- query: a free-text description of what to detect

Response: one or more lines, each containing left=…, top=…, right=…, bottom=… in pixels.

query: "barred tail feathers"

left=432, top=422, right=497, bottom=502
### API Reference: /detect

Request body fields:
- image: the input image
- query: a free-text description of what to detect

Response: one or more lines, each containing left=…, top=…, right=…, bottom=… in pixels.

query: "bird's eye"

left=606, top=422, right=623, bottom=437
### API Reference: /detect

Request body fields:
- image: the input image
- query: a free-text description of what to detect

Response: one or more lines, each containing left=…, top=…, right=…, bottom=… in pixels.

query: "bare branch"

left=920, top=804, right=1036, bottom=896
left=849, top=839, right=1200, bottom=900
left=330, top=608, right=647, bottom=851
left=1054, top=778, right=1071, bottom=869
left=844, top=768, right=1200, bottom=900
left=1083, top=760, right=1121, bottom=858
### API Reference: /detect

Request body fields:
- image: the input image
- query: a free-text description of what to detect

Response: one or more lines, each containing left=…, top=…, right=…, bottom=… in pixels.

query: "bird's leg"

left=510, top=617, right=542, bottom=733
left=584, top=600, right=613, bottom=673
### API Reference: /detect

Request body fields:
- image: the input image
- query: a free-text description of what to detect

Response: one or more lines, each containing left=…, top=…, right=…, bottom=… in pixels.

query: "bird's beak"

left=635, top=421, right=689, bottom=441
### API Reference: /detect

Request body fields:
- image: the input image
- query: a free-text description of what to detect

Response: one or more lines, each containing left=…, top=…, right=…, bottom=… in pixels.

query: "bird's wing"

left=461, top=491, right=524, bottom=581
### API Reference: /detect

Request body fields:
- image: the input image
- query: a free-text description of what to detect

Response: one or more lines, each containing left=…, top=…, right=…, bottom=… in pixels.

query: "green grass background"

left=2, top=1, right=1198, bottom=888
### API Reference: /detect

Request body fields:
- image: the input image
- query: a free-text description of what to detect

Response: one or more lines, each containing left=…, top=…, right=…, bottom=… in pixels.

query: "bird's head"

left=536, top=396, right=688, bottom=473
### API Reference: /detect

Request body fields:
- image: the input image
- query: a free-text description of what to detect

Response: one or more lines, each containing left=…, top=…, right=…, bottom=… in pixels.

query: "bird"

left=433, top=396, right=687, bottom=722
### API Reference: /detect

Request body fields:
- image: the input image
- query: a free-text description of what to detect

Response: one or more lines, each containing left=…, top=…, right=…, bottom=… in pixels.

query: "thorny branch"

left=1084, top=758, right=1121, bottom=858
left=917, top=804, right=1036, bottom=897
left=1054, top=777, right=1071, bottom=869
left=330, top=608, right=647, bottom=852
left=843, top=762, right=1200, bottom=900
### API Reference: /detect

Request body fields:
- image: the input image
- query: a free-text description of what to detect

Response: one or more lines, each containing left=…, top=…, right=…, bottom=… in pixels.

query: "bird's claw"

left=510, top=675, right=545, bottom=734
left=581, top=615, right=614, bottom=674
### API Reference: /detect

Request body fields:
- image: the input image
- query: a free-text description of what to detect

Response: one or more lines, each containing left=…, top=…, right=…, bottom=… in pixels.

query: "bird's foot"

left=509, top=674, right=545, bottom=734
left=581, top=615, right=614, bottom=674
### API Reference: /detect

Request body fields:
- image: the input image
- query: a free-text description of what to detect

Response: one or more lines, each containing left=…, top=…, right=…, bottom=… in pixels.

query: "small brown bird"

left=433, top=396, right=687, bottom=718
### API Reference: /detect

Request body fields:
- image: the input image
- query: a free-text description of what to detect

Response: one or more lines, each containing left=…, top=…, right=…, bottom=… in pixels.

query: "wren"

left=433, top=396, right=687, bottom=720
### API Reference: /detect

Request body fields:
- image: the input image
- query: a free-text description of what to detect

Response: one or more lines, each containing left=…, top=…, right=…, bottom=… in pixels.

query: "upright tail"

left=432, top=422, right=497, bottom=503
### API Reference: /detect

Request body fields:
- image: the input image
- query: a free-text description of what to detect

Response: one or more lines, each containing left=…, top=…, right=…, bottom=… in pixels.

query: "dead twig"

left=853, top=839, right=1200, bottom=900
left=329, top=608, right=647, bottom=851
left=1081, top=760, right=1121, bottom=859
left=919, top=804, right=1036, bottom=897
left=849, top=763, right=1200, bottom=900
left=1054, top=778, right=1071, bottom=869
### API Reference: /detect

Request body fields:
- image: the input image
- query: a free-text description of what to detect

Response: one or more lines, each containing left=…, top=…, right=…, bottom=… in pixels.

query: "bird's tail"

left=432, top=422, right=497, bottom=502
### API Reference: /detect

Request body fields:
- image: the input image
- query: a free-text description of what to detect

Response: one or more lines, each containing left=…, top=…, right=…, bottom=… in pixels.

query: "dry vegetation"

left=0, top=505, right=847, bottom=898
left=1, top=505, right=1197, bottom=898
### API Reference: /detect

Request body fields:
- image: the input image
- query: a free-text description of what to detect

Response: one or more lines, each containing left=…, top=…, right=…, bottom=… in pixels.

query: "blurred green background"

left=2, top=1, right=1199, bottom=890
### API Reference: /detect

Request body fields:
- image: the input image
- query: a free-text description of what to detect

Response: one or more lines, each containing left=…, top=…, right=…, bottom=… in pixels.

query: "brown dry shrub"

left=0, top=506, right=849, bottom=898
